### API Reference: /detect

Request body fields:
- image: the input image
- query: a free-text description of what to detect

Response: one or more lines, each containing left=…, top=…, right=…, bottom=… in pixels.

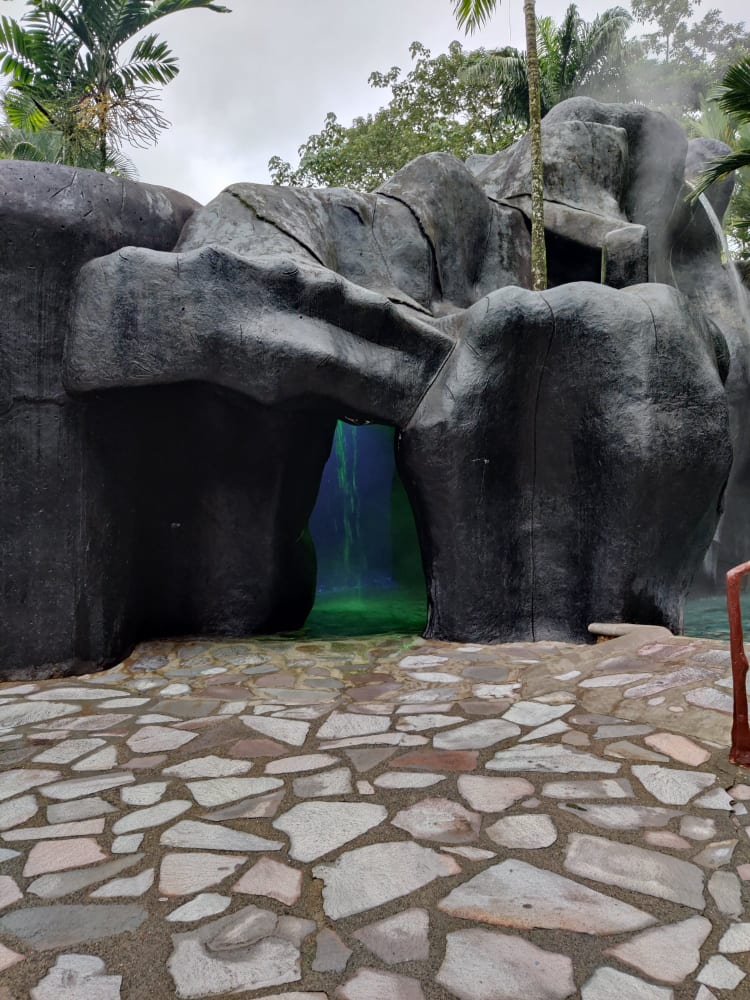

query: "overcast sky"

left=2, top=0, right=748, bottom=202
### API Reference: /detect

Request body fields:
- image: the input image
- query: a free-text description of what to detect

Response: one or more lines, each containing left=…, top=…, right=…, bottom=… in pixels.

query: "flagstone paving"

left=0, top=627, right=749, bottom=998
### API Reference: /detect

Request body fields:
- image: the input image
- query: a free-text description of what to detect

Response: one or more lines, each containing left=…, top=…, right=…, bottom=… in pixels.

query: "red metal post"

left=727, top=561, right=750, bottom=767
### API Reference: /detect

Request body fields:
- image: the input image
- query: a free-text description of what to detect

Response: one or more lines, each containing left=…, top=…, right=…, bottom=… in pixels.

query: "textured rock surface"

left=9, top=101, right=725, bottom=661
left=0, top=161, right=198, bottom=678
left=30, top=954, right=122, bottom=1000
left=1, top=100, right=744, bottom=670
left=437, top=928, right=576, bottom=1000
left=438, top=858, right=655, bottom=933
left=167, top=904, right=315, bottom=998
left=0, top=630, right=747, bottom=998
left=677, top=136, right=750, bottom=589
left=68, top=254, right=731, bottom=647
left=398, top=281, right=729, bottom=642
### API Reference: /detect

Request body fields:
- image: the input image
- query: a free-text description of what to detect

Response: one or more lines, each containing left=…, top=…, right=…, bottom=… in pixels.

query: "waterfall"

left=694, top=191, right=750, bottom=335
left=333, top=422, right=362, bottom=593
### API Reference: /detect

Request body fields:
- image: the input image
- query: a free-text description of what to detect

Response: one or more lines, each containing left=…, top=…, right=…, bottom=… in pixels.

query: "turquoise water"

left=683, top=595, right=750, bottom=641
left=302, top=593, right=744, bottom=642
left=305, top=593, right=749, bottom=642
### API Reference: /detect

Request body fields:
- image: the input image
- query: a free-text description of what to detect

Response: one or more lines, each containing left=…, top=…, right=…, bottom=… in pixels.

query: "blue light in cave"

left=309, top=422, right=397, bottom=593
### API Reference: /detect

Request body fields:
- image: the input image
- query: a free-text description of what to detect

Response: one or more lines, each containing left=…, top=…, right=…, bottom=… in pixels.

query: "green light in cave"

left=334, top=422, right=361, bottom=592
left=305, top=586, right=427, bottom=637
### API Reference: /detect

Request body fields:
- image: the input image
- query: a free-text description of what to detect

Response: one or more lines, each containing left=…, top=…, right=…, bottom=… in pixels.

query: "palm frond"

left=691, top=149, right=750, bottom=199
left=461, top=48, right=530, bottom=123
left=556, top=4, right=579, bottom=93
left=576, top=7, right=631, bottom=86
left=3, top=88, right=53, bottom=130
left=687, top=97, right=737, bottom=146
left=0, top=0, right=228, bottom=171
left=121, top=34, right=179, bottom=87
left=536, top=16, right=558, bottom=61
left=453, top=0, right=499, bottom=34
left=140, top=0, right=231, bottom=37
left=463, top=49, right=525, bottom=86
left=718, top=58, right=750, bottom=127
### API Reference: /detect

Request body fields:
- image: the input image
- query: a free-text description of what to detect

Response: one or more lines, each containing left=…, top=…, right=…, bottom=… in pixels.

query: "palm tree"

left=0, top=0, right=230, bottom=172
left=688, top=93, right=750, bottom=257
left=691, top=58, right=750, bottom=248
left=0, top=119, right=137, bottom=172
left=0, top=121, right=64, bottom=162
left=454, top=0, right=547, bottom=289
left=469, top=5, right=632, bottom=123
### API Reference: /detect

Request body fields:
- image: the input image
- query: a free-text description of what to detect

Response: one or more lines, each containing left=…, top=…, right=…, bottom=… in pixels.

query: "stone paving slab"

left=0, top=629, right=748, bottom=998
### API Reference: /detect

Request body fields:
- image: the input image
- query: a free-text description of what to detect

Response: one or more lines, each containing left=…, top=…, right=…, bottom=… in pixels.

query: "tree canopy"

left=271, top=3, right=750, bottom=195
left=269, top=41, right=524, bottom=192
left=690, top=57, right=750, bottom=256
left=452, top=0, right=548, bottom=290
left=464, top=4, right=632, bottom=123
left=0, top=0, right=230, bottom=172
left=622, top=0, right=750, bottom=116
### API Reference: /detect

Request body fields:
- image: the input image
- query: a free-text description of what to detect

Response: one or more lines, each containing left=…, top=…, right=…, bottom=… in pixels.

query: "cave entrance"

left=306, top=422, right=427, bottom=637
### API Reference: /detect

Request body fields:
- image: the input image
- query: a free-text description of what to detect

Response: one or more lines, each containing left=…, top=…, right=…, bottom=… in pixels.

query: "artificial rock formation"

left=0, top=98, right=744, bottom=675
left=0, top=163, right=197, bottom=677
left=676, top=138, right=750, bottom=589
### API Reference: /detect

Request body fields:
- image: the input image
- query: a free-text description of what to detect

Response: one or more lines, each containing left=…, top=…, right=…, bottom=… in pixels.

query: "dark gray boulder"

left=541, top=98, right=689, bottom=285
left=673, top=139, right=750, bottom=589
left=398, top=283, right=731, bottom=641
left=64, top=103, right=736, bottom=649
left=1, top=96, right=742, bottom=673
left=0, top=162, right=198, bottom=677
left=68, top=253, right=731, bottom=644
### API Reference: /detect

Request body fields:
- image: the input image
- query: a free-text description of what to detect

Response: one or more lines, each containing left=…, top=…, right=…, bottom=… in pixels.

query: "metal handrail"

left=726, top=561, right=750, bottom=767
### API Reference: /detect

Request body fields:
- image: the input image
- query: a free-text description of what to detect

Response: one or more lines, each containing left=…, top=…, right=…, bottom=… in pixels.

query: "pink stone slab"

left=644, top=831, right=692, bottom=850
left=335, top=967, right=425, bottom=1000
left=0, top=876, right=22, bottom=911
left=439, top=859, right=655, bottom=934
left=233, top=858, right=302, bottom=905
left=353, top=908, right=429, bottom=964
left=438, top=928, right=575, bottom=1000
left=159, top=852, right=246, bottom=896
left=0, top=943, right=24, bottom=973
left=44, top=714, right=132, bottom=731
left=228, top=738, right=288, bottom=758
left=0, top=769, right=61, bottom=803
left=606, top=916, right=712, bottom=984
left=126, top=725, right=197, bottom=754
left=644, top=733, right=711, bottom=766
left=23, top=838, right=108, bottom=877
left=390, top=749, right=478, bottom=772
left=392, top=797, right=481, bottom=844
left=458, top=775, right=535, bottom=812
left=3, top=818, right=105, bottom=841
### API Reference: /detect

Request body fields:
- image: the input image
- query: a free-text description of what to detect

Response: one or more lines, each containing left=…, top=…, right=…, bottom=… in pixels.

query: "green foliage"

left=623, top=1, right=750, bottom=116
left=631, top=0, right=696, bottom=63
left=0, top=120, right=62, bottom=160
left=465, top=4, right=632, bottom=123
left=453, top=0, right=497, bottom=33
left=0, top=116, right=135, bottom=172
left=690, top=58, right=750, bottom=256
left=0, top=0, right=230, bottom=172
left=451, top=0, right=547, bottom=290
left=268, top=41, right=525, bottom=191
